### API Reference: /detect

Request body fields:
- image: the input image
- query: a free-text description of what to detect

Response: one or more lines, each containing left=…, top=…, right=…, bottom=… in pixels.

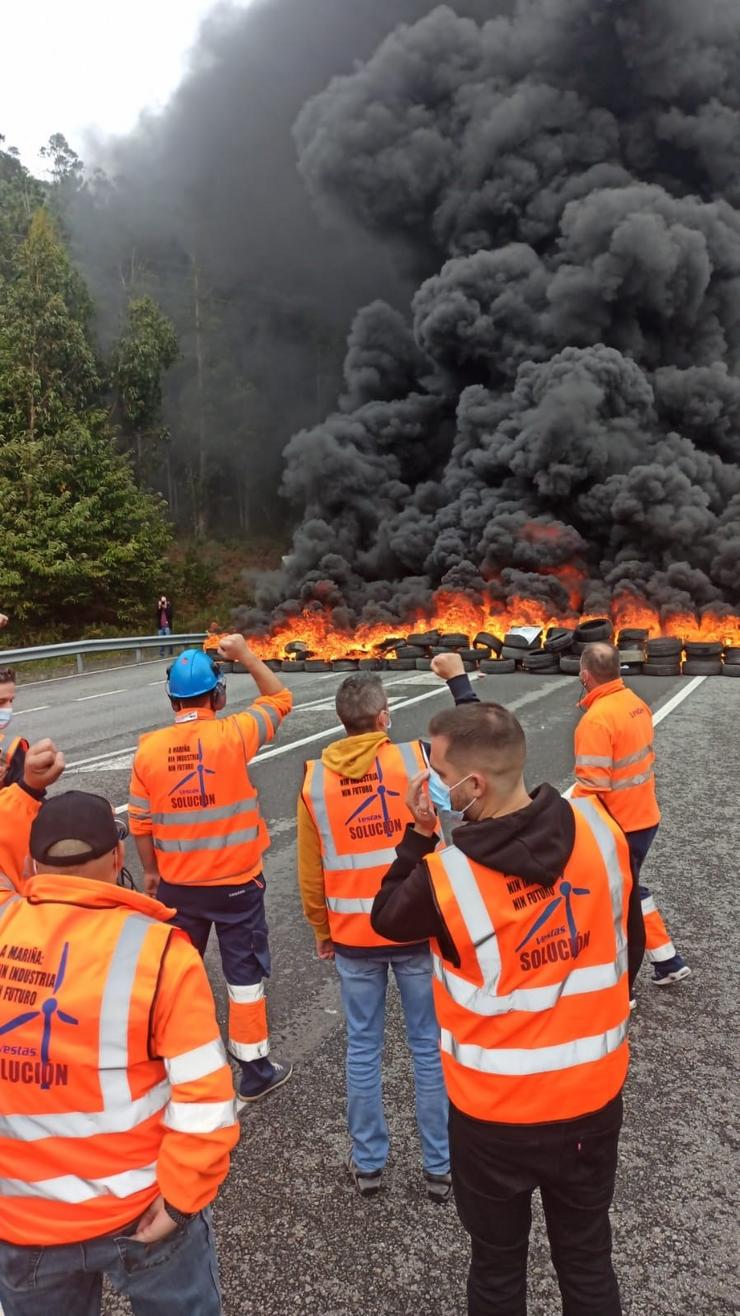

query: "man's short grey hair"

left=335, top=673, right=388, bottom=734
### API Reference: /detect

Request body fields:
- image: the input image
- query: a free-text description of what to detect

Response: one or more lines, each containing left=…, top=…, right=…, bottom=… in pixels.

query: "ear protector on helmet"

left=165, top=649, right=226, bottom=710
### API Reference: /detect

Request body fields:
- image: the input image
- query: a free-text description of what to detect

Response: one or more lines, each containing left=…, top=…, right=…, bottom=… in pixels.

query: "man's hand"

left=132, top=1195, right=181, bottom=1244
left=0, top=613, right=8, bottom=629
left=216, top=633, right=252, bottom=665
left=143, top=870, right=160, bottom=898
left=431, top=652, right=465, bottom=681
left=316, top=937, right=335, bottom=961
left=23, top=739, right=65, bottom=792
left=406, top=770, right=438, bottom=837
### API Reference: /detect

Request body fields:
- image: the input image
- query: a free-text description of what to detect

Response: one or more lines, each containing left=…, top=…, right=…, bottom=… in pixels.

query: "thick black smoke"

left=241, top=0, right=740, bottom=629
left=71, top=0, right=504, bottom=534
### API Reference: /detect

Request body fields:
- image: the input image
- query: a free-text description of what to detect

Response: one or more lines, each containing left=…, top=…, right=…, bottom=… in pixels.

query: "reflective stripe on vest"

left=440, top=1022, right=628, bottom=1075
left=164, top=1038, right=227, bottom=1086
left=153, top=826, right=260, bottom=853
left=251, top=701, right=281, bottom=746
left=0, top=1163, right=158, bottom=1204
left=151, top=799, right=259, bottom=827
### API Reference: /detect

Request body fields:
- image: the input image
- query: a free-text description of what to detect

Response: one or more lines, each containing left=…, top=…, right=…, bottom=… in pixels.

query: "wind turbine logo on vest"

left=344, top=757, right=402, bottom=840
left=169, top=738, right=216, bottom=808
left=0, top=942, right=78, bottom=1089
left=515, top=879, right=592, bottom=967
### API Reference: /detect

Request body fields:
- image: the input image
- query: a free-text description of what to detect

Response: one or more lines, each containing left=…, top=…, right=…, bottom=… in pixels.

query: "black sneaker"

left=424, top=1170, right=452, bottom=1205
left=236, top=1061, right=293, bottom=1114
left=344, top=1154, right=383, bottom=1199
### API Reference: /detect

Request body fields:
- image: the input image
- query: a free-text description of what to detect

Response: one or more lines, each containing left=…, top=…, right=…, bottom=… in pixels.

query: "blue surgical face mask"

left=428, top=769, right=475, bottom=817
left=0, top=708, right=12, bottom=730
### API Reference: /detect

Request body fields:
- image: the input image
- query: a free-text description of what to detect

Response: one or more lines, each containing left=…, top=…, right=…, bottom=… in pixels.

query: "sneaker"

left=344, top=1154, right=383, bottom=1199
left=236, top=1061, right=293, bottom=1113
left=424, top=1170, right=452, bottom=1205
left=651, top=956, right=691, bottom=986
left=629, top=997, right=637, bottom=1012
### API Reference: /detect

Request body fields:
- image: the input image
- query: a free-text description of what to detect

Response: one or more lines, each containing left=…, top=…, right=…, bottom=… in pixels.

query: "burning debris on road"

left=235, top=0, right=740, bottom=656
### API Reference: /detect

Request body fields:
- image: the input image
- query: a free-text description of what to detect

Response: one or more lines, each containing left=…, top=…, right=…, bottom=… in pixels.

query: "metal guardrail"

left=0, top=633, right=207, bottom=675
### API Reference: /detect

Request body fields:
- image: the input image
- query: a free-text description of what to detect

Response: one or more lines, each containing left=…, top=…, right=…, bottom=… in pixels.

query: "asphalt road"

left=11, top=662, right=739, bottom=1315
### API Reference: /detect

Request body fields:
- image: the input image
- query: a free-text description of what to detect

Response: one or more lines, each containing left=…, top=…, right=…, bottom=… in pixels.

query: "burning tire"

left=439, top=633, right=469, bottom=648
left=618, top=628, right=649, bottom=645
left=358, top=658, right=385, bottom=670
left=501, top=646, right=527, bottom=663
left=265, top=660, right=283, bottom=671
left=617, top=648, right=645, bottom=664
left=682, top=659, right=723, bottom=675
left=683, top=641, right=723, bottom=658
left=645, top=638, right=682, bottom=659
left=305, top=659, right=332, bottom=672
left=281, top=660, right=305, bottom=671
left=385, top=658, right=417, bottom=670
left=544, top=627, right=575, bottom=653
left=575, top=619, right=612, bottom=643
left=474, top=632, right=503, bottom=655
left=479, top=658, right=516, bottom=674
left=503, top=632, right=529, bottom=649
left=722, top=663, right=740, bottom=676
left=642, top=661, right=681, bottom=676
left=331, top=659, right=359, bottom=671
left=415, top=658, right=433, bottom=670
left=394, top=644, right=426, bottom=659
left=559, top=656, right=581, bottom=674
left=723, top=648, right=740, bottom=665
left=407, top=631, right=439, bottom=647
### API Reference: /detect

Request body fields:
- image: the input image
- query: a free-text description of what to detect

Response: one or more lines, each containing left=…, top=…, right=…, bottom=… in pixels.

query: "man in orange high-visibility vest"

left=0, top=739, right=66, bottom=897
left=299, top=669, right=467, bottom=1203
left=0, top=790, right=238, bottom=1316
left=372, top=701, right=646, bottom=1316
left=129, top=635, right=293, bottom=1108
left=574, top=643, right=690, bottom=988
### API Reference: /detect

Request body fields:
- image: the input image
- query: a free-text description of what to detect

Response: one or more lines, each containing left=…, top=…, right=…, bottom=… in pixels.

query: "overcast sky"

left=1, top=0, right=250, bottom=174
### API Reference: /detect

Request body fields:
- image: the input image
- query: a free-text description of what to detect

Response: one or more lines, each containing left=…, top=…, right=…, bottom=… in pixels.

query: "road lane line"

left=75, top=688, right=128, bottom=703
left=562, top=676, right=706, bottom=799
left=15, top=704, right=50, bottom=714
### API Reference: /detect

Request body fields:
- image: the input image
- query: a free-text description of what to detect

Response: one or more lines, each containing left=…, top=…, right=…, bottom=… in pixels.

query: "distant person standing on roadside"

left=157, top=594, right=174, bottom=657
left=575, top=643, right=690, bottom=989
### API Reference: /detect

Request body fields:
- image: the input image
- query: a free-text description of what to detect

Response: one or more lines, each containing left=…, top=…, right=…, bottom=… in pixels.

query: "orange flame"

left=245, top=588, right=740, bottom=659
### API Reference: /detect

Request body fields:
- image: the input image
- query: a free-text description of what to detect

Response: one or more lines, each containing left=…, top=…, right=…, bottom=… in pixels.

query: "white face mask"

left=0, top=708, right=13, bottom=730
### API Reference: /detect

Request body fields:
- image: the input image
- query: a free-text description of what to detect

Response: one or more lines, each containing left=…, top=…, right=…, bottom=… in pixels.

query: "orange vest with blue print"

left=426, top=796, right=632, bottom=1124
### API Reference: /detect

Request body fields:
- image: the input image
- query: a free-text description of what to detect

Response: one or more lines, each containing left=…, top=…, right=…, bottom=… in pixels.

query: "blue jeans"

left=0, top=1208, right=222, bottom=1316
left=158, top=625, right=173, bottom=657
left=335, top=950, right=449, bottom=1175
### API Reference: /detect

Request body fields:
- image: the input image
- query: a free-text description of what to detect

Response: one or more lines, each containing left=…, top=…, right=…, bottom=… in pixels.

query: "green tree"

left=111, top=295, right=179, bottom=476
left=0, top=198, right=171, bottom=639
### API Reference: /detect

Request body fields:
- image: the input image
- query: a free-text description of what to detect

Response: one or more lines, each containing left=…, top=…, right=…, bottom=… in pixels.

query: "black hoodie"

left=371, top=783, right=644, bottom=989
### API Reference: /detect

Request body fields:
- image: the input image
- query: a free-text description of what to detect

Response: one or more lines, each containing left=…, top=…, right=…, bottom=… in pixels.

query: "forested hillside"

left=0, top=138, right=175, bottom=640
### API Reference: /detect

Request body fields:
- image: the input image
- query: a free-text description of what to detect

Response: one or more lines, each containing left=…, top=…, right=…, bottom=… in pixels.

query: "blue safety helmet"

left=166, top=649, right=221, bottom=699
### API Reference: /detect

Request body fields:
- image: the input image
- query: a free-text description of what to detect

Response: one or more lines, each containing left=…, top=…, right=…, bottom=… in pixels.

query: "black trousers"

left=450, top=1093, right=623, bottom=1316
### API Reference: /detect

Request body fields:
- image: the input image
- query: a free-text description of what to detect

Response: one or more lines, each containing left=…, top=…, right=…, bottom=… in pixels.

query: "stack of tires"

left=682, top=640, right=723, bottom=677
left=643, top=636, right=682, bottom=676
left=616, top=629, right=648, bottom=673
left=559, top=619, right=612, bottom=674
left=723, top=647, right=740, bottom=677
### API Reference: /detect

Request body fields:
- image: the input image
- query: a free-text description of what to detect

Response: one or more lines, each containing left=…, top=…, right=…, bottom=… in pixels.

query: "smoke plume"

left=240, top=0, right=740, bottom=630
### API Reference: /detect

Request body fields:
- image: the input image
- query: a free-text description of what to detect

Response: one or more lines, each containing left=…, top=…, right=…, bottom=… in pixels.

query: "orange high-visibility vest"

left=0, top=783, right=41, bottom=890
left=426, top=796, right=632, bottom=1124
left=0, top=876, right=237, bottom=1246
left=573, top=679, right=660, bottom=832
left=128, top=693, right=291, bottom=886
left=0, top=731, right=27, bottom=781
left=302, top=740, right=435, bottom=949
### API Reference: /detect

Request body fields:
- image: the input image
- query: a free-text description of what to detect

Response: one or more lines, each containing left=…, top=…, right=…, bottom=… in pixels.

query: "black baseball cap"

left=30, top=791, right=120, bottom=867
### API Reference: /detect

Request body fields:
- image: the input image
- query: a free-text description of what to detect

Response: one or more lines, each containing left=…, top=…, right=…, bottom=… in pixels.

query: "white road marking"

left=562, top=676, right=706, bottom=799
left=75, top=688, right=127, bottom=703
left=15, top=704, right=50, bottom=714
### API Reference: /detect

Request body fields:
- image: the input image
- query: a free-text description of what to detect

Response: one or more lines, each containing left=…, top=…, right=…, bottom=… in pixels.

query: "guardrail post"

left=76, top=653, right=84, bottom=675
left=135, top=648, right=143, bottom=664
